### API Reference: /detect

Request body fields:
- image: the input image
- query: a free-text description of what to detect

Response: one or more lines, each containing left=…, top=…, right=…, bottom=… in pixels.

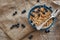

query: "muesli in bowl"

left=28, top=5, right=56, bottom=31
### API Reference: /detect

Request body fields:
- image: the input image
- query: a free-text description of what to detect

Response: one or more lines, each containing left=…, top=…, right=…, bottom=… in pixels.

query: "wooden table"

left=0, top=0, right=60, bottom=40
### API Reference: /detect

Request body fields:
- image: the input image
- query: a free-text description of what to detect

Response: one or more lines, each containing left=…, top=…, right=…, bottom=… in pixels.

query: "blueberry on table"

left=21, top=24, right=25, bottom=28
left=21, top=10, right=26, bottom=14
left=45, top=30, right=50, bottom=33
left=32, top=11, right=35, bottom=12
left=10, top=23, right=20, bottom=29
left=10, top=25, right=15, bottom=29
left=17, top=23, right=20, bottom=26
left=15, top=23, right=20, bottom=28
left=13, top=11, right=17, bottom=16
left=28, top=35, right=33, bottom=39
left=37, top=0, right=40, bottom=2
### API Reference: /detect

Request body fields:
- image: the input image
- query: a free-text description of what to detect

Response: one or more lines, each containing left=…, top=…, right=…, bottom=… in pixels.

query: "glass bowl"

left=28, top=4, right=56, bottom=30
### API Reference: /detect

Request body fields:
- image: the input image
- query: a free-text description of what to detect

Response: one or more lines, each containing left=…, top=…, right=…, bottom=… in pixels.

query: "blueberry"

left=52, top=17, right=55, bottom=20
left=13, top=11, right=17, bottom=16
left=30, top=20, right=33, bottom=23
left=10, top=23, right=20, bottom=29
left=21, top=24, right=25, bottom=28
left=37, top=0, right=39, bottom=2
left=28, top=35, right=33, bottom=39
left=21, top=10, right=26, bottom=14
left=55, top=9, right=58, bottom=13
left=10, top=25, right=15, bottom=29
left=45, top=30, right=50, bottom=33
left=16, top=23, right=20, bottom=28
